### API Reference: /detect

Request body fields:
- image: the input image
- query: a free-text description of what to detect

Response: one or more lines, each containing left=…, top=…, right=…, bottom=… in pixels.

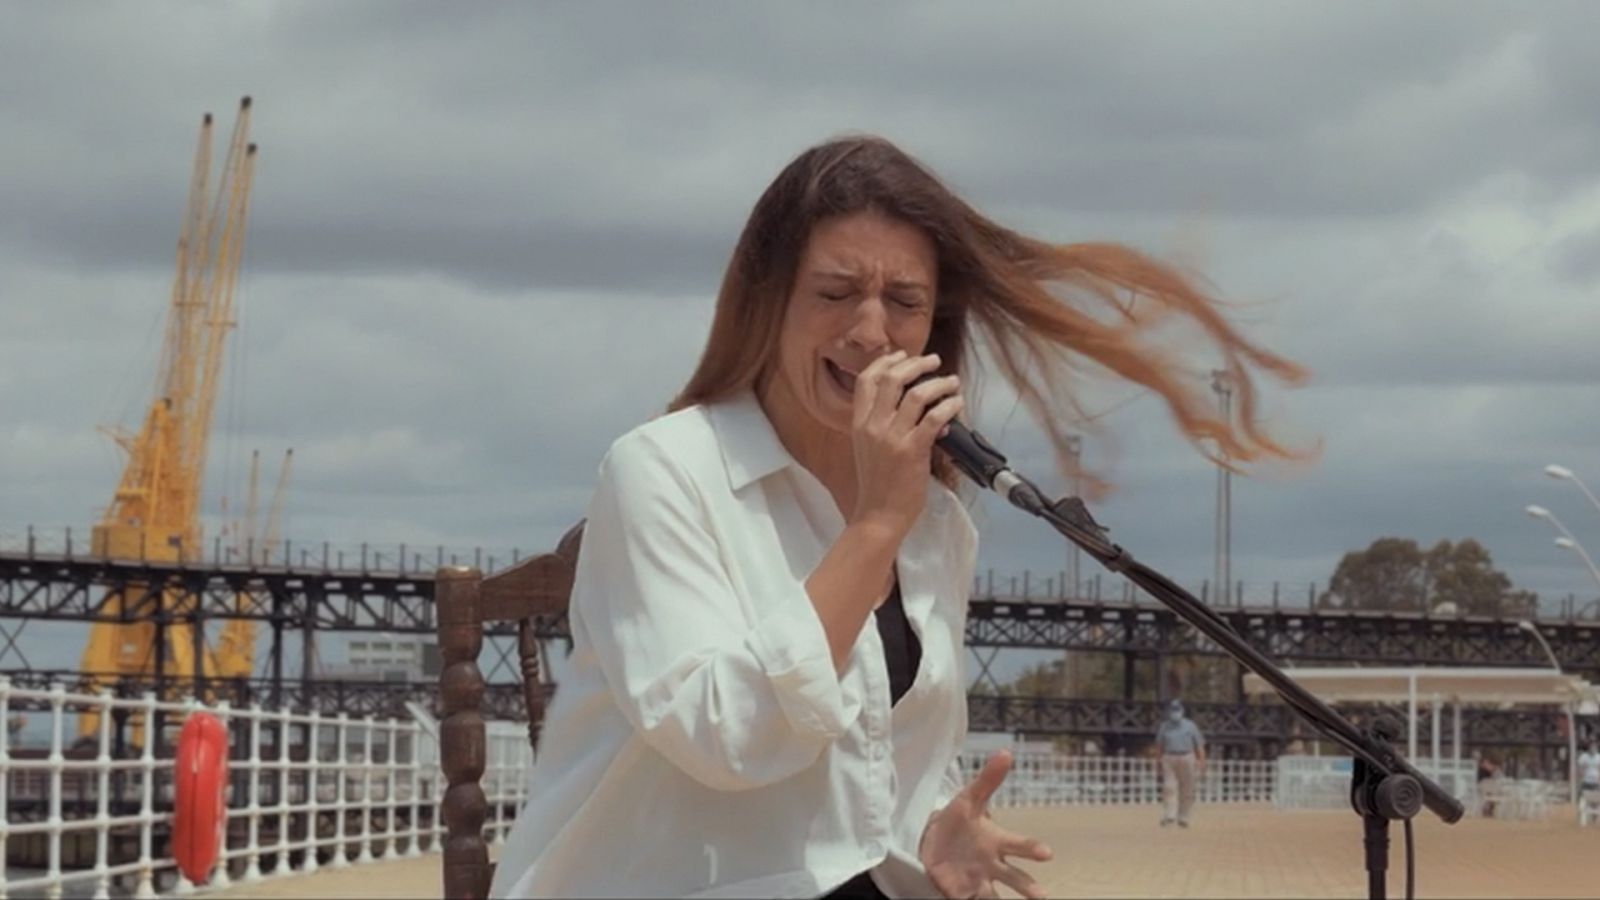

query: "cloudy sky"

left=4, top=2, right=1600, bottom=675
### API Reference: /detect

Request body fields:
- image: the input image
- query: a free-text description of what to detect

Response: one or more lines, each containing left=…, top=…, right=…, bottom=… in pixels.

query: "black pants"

left=821, top=869, right=890, bottom=899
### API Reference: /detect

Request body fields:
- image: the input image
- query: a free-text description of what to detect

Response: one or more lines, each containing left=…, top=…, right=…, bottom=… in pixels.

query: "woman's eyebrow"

left=810, top=269, right=930, bottom=292
left=809, top=269, right=859, bottom=282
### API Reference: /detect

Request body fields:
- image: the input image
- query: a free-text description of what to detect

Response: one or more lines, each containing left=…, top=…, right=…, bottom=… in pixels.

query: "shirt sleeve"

left=572, top=431, right=862, bottom=792
left=933, top=488, right=977, bottom=814
left=933, top=752, right=967, bottom=811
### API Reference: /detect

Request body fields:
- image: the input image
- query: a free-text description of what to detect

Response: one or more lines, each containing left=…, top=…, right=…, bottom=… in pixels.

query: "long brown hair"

left=669, top=134, right=1311, bottom=492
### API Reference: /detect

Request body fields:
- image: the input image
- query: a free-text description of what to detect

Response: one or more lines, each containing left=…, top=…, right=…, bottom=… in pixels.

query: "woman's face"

left=768, top=211, right=939, bottom=436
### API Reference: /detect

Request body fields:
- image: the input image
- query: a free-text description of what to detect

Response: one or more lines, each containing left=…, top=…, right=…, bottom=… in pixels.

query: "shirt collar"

left=705, top=388, right=954, bottom=531
left=707, top=388, right=798, bottom=492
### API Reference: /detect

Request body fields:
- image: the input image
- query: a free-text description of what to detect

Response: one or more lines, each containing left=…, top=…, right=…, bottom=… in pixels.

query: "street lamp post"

left=1545, top=464, right=1600, bottom=518
left=1211, top=369, right=1233, bottom=606
left=1518, top=619, right=1578, bottom=806
left=1525, top=505, right=1600, bottom=594
left=1064, top=434, right=1084, bottom=699
left=1065, top=434, right=1082, bottom=601
left=1553, top=538, right=1600, bottom=595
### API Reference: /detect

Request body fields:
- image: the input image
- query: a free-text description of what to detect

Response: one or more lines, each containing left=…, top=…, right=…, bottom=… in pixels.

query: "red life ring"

left=172, top=711, right=229, bottom=884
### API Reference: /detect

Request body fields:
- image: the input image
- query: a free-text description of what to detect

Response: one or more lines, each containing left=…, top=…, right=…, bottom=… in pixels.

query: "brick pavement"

left=208, top=803, right=1597, bottom=898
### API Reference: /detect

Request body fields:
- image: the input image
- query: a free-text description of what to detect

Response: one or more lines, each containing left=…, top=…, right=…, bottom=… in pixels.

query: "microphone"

left=907, top=373, right=1043, bottom=513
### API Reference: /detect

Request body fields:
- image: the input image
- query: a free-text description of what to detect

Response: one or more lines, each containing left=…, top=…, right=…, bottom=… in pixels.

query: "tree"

left=1006, top=657, right=1070, bottom=697
left=1319, top=537, right=1429, bottom=612
left=1319, top=536, right=1536, bottom=617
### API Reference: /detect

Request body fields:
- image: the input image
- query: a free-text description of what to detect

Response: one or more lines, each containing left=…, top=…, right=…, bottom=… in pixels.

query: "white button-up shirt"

left=490, top=389, right=977, bottom=899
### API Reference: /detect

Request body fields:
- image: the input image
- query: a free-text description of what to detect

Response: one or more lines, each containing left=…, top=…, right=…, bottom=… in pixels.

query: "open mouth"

left=824, top=359, right=857, bottom=395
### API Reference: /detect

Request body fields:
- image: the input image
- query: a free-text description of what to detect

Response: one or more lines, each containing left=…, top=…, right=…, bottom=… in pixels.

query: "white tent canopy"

left=1243, top=666, right=1599, bottom=801
left=1242, top=666, right=1595, bottom=707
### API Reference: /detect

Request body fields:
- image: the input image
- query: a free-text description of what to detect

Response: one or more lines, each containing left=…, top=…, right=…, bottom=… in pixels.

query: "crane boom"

left=262, top=448, right=294, bottom=556
left=80, top=98, right=261, bottom=741
left=212, top=447, right=291, bottom=681
left=241, top=448, right=261, bottom=559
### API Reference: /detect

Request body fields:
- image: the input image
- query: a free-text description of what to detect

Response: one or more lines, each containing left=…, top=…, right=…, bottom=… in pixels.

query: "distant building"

left=329, top=637, right=441, bottom=682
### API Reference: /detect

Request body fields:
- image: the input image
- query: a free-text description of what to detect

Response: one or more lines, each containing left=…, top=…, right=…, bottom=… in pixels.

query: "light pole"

left=1065, top=434, right=1082, bottom=600
left=1519, top=619, right=1562, bottom=671
left=1518, top=619, right=1578, bottom=805
left=1554, top=538, right=1600, bottom=595
left=1525, top=505, right=1600, bottom=593
left=1211, top=369, right=1233, bottom=606
left=1545, top=464, right=1600, bottom=518
left=1064, top=434, right=1083, bottom=698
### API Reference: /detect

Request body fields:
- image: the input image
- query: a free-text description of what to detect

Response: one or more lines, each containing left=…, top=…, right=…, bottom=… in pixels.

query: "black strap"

left=874, top=578, right=921, bottom=706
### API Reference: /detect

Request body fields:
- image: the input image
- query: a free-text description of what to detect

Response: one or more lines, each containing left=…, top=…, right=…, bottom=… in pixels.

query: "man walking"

left=1579, top=739, right=1599, bottom=813
left=1155, top=699, right=1206, bottom=827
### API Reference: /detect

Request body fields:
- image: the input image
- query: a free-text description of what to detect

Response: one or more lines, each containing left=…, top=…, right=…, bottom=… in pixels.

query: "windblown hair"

left=669, top=135, right=1312, bottom=491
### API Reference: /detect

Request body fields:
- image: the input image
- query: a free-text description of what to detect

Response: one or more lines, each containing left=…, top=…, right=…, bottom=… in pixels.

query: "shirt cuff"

left=746, top=593, right=860, bottom=739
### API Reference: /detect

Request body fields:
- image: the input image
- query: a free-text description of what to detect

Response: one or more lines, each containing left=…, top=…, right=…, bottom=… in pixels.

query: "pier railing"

left=962, top=751, right=1276, bottom=807
left=0, top=677, right=533, bottom=899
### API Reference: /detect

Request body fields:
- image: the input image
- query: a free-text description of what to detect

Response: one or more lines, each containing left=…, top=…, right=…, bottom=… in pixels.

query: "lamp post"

left=1545, top=464, right=1600, bottom=518
left=1553, top=538, right=1600, bottom=594
left=1526, top=505, right=1600, bottom=593
left=1518, top=619, right=1578, bottom=805
left=1211, top=369, right=1233, bottom=605
left=1065, top=434, right=1082, bottom=600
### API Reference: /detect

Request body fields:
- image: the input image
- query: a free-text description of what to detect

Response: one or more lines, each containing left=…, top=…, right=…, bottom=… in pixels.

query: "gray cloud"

left=7, top=2, right=1600, bottom=293
left=5, top=0, right=1600, bottom=666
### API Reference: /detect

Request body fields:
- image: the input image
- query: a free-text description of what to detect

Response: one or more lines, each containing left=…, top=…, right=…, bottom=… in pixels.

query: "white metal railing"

left=1273, top=755, right=1574, bottom=822
left=1475, top=776, right=1570, bottom=822
left=0, top=677, right=533, bottom=899
left=958, top=752, right=1276, bottom=807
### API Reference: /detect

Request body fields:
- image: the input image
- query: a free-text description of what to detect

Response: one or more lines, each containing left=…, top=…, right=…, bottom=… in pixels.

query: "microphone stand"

left=941, top=431, right=1463, bottom=900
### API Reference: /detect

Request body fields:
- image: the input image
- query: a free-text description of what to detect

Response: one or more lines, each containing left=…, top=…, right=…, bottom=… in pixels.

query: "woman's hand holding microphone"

left=846, top=350, right=962, bottom=543
left=804, top=350, right=961, bottom=669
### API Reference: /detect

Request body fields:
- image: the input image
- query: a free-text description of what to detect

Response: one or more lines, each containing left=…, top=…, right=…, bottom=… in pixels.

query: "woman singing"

left=491, top=135, right=1306, bottom=898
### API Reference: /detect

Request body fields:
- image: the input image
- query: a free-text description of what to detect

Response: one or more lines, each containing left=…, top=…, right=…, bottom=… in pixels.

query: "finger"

left=999, top=833, right=1054, bottom=863
left=994, top=862, right=1046, bottom=900
left=888, top=351, right=943, bottom=387
left=912, top=394, right=964, bottom=446
left=894, top=374, right=960, bottom=436
left=854, top=350, right=905, bottom=429
left=874, top=352, right=939, bottom=424
left=929, top=868, right=977, bottom=900
left=864, top=350, right=916, bottom=425
left=877, top=351, right=939, bottom=400
left=963, top=749, right=1013, bottom=809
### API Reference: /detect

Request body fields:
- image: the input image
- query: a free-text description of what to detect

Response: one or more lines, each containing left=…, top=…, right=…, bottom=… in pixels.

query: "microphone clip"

left=1049, top=495, right=1109, bottom=541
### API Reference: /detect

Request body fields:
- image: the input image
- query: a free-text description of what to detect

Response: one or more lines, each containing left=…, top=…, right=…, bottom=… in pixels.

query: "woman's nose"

left=844, top=296, right=890, bottom=351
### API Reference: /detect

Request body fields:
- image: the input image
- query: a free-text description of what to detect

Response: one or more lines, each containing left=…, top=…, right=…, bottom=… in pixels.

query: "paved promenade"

left=212, top=803, right=1596, bottom=898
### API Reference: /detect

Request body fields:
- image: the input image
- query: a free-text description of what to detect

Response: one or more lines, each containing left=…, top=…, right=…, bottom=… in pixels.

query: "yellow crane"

left=210, top=447, right=294, bottom=681
left=79, top=98, right=261, bottom=738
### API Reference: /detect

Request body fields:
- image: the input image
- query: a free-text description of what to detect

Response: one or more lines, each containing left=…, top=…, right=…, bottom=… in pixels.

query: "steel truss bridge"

left=4, top=551, right=1595, bottom=761
left=2, top=669, right=1564, bottom=762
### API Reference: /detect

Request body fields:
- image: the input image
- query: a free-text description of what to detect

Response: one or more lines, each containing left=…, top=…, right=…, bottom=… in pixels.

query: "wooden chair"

left=434, top=521, right=584, bottom=900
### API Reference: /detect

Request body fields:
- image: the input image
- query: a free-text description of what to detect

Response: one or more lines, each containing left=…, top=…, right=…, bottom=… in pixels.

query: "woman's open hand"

left=918, top=750, right=1054, bottom=899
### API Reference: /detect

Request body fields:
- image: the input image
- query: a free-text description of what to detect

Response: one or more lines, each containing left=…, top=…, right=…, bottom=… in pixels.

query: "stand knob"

left=1375, top=773, right=1423, bottom=820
